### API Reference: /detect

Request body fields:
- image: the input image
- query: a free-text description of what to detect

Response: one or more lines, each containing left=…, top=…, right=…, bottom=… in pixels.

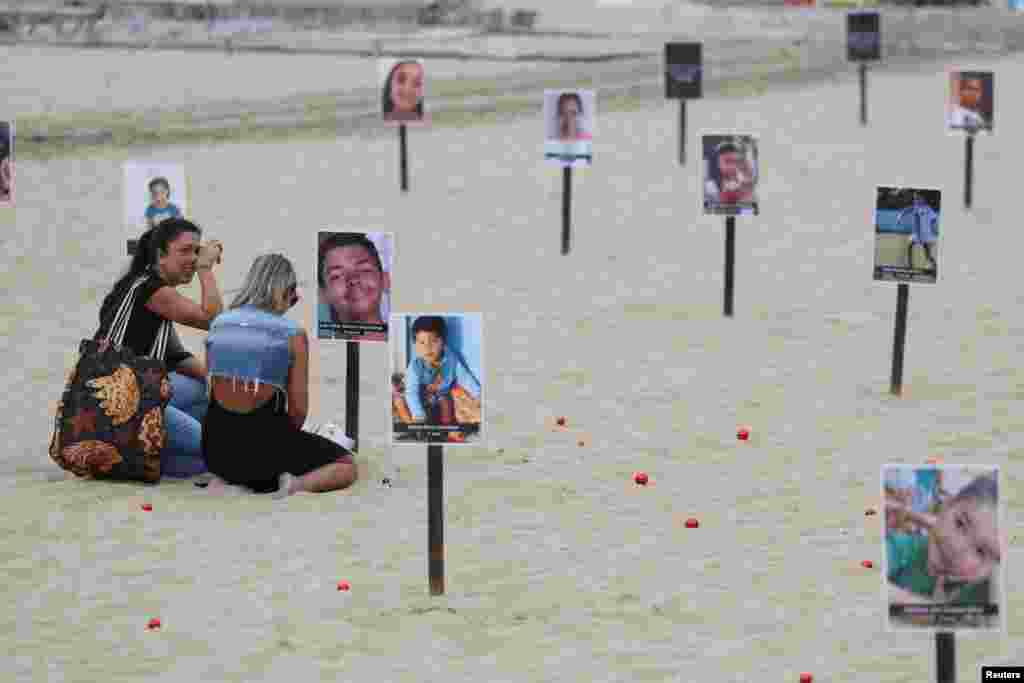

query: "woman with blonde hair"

left=201, top=254, right=357, bottom=496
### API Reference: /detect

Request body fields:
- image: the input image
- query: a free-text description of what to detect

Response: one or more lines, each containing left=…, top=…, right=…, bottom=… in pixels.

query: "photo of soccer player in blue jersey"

left=873, top=186, right=941, bottom=284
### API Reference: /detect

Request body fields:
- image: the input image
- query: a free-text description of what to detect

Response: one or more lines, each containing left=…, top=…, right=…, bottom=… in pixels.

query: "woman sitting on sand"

left=201, top=254, right=357, bottom=497
left=95, top=218, right=224, bottom=477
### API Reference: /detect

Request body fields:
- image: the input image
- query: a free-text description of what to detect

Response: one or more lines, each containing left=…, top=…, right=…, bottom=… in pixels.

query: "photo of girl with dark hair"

left=380, top=58, right=427, bottom=124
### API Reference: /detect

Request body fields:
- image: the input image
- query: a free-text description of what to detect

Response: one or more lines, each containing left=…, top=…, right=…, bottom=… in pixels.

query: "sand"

left=3, top=28, right=1024, bottom=683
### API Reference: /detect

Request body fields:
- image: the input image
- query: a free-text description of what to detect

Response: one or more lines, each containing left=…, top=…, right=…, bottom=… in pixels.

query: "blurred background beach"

left=4, top=1, right=1024, bottom=681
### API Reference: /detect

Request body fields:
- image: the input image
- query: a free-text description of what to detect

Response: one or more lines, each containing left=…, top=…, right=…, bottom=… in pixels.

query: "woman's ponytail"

left=132, top=228, right=156, bottom=275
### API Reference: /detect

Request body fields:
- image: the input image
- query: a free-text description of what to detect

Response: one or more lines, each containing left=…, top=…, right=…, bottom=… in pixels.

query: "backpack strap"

left=106, top=275, right=173, bottom=362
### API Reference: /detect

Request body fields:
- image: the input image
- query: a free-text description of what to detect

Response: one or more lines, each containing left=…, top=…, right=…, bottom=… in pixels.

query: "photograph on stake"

left=544, top=89, right=595, bottom=168
left=390, top=313, right=483, bottom=445
left=317, top=231, right=393, bottom=343
left=873, top=186, right=941, bottom=284
left=380, top=58, right=428, bottom=125
left=702, top=134, right=759, bottom=216
left=0, top=120, right=13, bottom=208
left=123, top=161, right=188, bottom=254
left=883, top=464, right=1004, bottom=632
left=847, top=9, right=881, bottom=62
left=946, top=70, right=993, bottom=134
left=664, top=42, right=702, bottom=99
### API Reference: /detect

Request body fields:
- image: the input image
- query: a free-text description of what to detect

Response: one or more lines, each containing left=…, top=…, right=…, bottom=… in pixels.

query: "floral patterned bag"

left=49, top=277, right=173, bottom=483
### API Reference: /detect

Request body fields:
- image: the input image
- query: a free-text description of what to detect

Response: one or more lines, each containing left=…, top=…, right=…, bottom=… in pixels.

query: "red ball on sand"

left=633, top=471, right=648, bottom=485
left=147, top=618, right=161, bottom=630
left=556, top=417, right=566, bottom=427
left=337, top=581, right=351, bottom=591
left=141, top=503, right=153, bottom=511
left=800, top=674, right=813, bottom=683
left=861, top=560, right=874, bottom=569
left=737, top=427, right=750, bottom=441
left=685, top=518, right=699, bottom=529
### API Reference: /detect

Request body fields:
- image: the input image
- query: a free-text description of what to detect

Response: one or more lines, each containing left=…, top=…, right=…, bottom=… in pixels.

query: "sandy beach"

left=4, top=7, right=1024, bottom=682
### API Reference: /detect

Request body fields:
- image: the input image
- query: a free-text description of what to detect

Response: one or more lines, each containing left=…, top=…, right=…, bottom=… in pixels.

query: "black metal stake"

left=679, top=99, right=687, bottom=165
left=859, top=62, right=868, bottom=126
left=936, top=631, right=955, bottom=683
left=561, top=166, right=572, bottom=255
left=345, top=340, right=359, bottom=451
left=964, top=132, right=974, bottom=210
left=890, top=283, right=909, bottom=396
left=428, top=444, right=444, bottom=595
left=399, top=124, right=409, bottom=193
left=724, top=216, right=735, bottom=317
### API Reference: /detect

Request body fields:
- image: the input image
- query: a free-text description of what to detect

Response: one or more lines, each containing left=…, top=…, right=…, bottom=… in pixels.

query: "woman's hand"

left=196, top=240, right=224, bottom=269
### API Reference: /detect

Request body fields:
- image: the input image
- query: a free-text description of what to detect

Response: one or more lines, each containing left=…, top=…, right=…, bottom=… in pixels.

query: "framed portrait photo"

left=702, top=134, right=759, bottom=217
left=123, top=161, right=189, bottom=254
left=543, top=89, right=595, bottom=168
left=390, top=312, right=483, bottom=446
left=317, top=230, right=393, bottom=343
left=380, top=58, right=429, bottom=125
left=873, top=185, right=941, bottom=284
left=882, top=464, right=1004, bottom=633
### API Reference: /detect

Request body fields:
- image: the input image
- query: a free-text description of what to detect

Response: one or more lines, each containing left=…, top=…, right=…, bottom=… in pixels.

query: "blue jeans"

left=162, top=372, right=209, bottom=478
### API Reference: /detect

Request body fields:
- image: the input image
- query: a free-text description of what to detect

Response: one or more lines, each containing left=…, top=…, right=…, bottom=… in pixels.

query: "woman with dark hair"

left=0, top=121, right=12, bottom=204
left=382, top=60, right=425, bottom=122
left=95, top=218, right=224, bottom=477
left=202, top=254, right=357, bottom=497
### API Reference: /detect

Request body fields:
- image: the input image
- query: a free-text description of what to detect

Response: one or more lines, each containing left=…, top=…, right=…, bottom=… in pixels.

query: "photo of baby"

left=390, top=313, right=483, bottom=446
left=380, top=58, right=428, bottom=125
left=702, top=134, right=759, bottom=216
left=883, top=464, right=1002, bottom=631
left=123, top=162, right=188, bottom=243
left=0, top=121, right=13, bottom=208
left=543, top=89, right=595, bottom=168
left=317, top=231, right=392, bottom=343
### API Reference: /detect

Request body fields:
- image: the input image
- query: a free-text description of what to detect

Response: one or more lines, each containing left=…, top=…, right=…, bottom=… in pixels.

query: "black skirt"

left=201, top=394, right=350, bottom=493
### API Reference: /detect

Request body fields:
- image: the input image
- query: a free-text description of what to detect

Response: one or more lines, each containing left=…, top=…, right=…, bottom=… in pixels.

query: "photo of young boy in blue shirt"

left=145, top=177, right=182, bottom=229
left=392, top=315, right=482, bottom=444
left=884, top=466, right=1001, bottom=630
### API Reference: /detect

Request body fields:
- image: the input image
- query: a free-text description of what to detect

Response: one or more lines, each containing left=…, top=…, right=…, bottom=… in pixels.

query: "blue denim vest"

left=206, top=305, right=299, bottom=397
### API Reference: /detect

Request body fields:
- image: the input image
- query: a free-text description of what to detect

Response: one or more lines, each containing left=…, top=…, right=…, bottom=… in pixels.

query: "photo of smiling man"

left=317, top=231, right=393, bottom=343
